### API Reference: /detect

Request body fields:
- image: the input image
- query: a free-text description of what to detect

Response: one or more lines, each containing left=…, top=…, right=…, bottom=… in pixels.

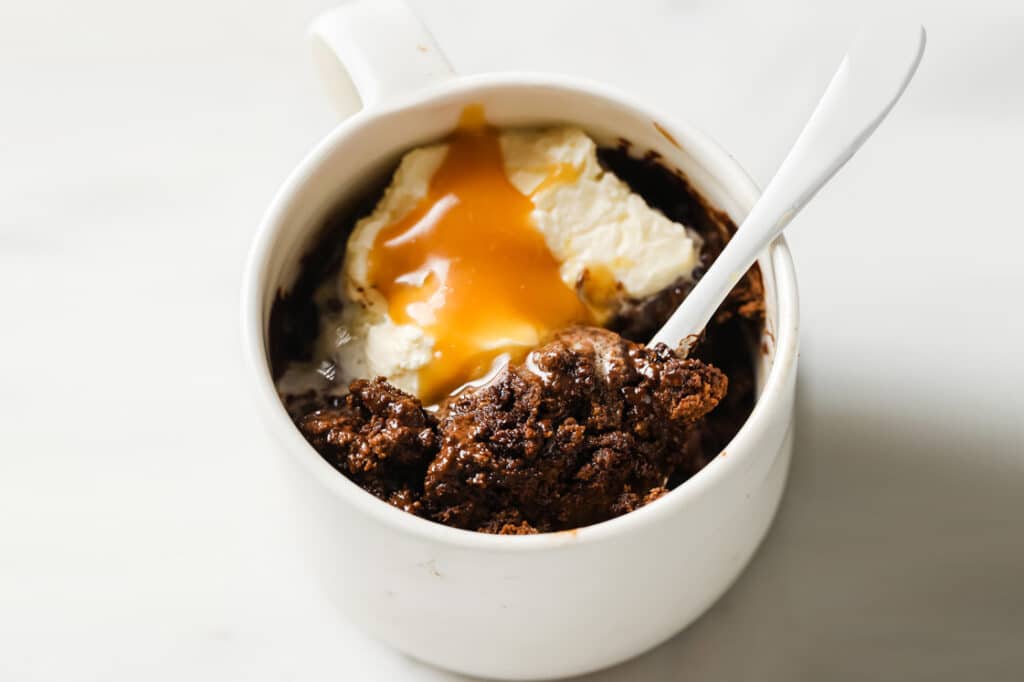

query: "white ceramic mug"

left=241, top=1, right=799, bottom=678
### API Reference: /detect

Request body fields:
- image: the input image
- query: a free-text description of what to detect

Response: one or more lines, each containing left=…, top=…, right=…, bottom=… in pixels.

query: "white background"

left=2, top=0, right=1022, bottom=679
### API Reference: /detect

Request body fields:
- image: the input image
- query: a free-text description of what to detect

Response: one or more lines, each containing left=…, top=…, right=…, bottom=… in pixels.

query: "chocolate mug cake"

left=268, top=112, right=763, bottom=534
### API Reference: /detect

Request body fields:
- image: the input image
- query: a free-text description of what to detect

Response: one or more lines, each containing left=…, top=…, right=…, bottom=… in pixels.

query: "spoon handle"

left=649, top=22, right=926, bottom=349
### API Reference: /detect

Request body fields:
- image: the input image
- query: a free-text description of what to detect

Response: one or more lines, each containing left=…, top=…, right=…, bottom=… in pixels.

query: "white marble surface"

left=2, top=0, right=1023, bottom=679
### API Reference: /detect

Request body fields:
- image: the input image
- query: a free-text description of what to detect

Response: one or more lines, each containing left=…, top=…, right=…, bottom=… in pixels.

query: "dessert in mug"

left=270, top=107, right=763, bottom=534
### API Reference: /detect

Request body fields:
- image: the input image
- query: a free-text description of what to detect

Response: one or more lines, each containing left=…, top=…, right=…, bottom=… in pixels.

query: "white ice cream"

left=501, top=128, right=702, bottom=299
left=315, top=127, right=703, bottom=398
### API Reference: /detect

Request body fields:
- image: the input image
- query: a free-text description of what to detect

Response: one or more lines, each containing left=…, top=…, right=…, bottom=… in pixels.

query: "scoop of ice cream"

left=327, top=125, right=702, bottom=400
left=500, top=128, right=703, bottom=302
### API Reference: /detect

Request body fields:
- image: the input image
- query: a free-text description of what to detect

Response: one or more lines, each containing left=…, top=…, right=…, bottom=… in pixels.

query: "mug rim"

left=241, top=71, right=799, bottom=552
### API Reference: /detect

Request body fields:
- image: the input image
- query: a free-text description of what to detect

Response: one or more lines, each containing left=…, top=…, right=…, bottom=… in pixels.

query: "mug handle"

left=309, top=0, right=454, bottom=119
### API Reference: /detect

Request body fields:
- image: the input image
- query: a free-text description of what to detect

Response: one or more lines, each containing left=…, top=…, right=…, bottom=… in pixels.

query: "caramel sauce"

left=578, top=264, right=623, bottom=310
left=368, top=107, right=594, bottom=403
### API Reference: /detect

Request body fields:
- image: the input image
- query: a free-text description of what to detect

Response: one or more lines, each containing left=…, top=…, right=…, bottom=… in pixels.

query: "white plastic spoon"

left=649, top=23, right=927, bottom=351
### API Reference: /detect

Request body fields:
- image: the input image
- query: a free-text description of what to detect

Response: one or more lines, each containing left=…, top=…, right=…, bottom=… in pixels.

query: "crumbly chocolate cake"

left=299, top=327, right=727, bottom=534
left=271, top=145, right=764, bottom=534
